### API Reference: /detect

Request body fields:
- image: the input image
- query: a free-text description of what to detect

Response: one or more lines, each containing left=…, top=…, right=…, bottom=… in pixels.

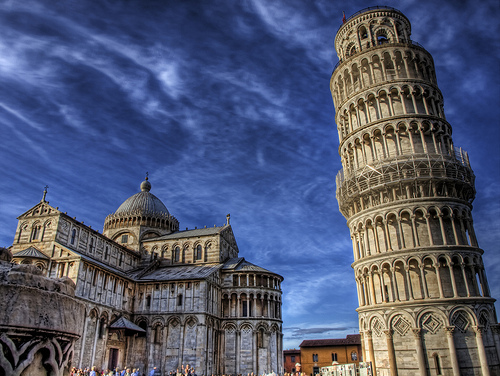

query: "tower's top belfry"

left=334, top=7, right=411, bottom=62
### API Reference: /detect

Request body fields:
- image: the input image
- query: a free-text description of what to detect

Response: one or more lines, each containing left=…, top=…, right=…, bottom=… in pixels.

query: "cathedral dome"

left=114, top=178, right=170, bottom=217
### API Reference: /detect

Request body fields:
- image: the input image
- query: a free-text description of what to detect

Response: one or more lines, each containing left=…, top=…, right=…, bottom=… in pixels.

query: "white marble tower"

left=330, top=7, right=500, bottom=376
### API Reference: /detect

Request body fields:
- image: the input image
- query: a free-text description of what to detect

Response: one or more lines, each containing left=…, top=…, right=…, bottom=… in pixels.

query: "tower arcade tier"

left=330, top=7, right=499, bottom=376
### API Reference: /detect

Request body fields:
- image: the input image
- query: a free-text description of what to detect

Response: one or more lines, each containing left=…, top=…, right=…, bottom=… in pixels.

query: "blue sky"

left=0, top=0, right=498, bottom=350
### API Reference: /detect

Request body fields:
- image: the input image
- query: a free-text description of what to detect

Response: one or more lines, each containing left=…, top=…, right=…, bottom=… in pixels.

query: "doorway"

left=108, top=348, right=119, bottom=371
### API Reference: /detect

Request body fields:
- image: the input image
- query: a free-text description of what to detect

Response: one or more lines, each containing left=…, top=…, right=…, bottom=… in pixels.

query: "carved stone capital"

left=445, top=326, right=456, bottom=336
left=412, top=328, right=422, bottom=339
left=383, top=329, right=393, bottom=339
left=472, top=325, right=485, bottom=336
left=365, top=330, right=373, bottom=339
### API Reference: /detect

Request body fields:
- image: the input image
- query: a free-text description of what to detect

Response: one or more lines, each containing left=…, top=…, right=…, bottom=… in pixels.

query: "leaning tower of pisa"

left=330, top=7, right=500, bottom=376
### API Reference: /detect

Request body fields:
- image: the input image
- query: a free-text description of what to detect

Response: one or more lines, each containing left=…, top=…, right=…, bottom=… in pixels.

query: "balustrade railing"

left=336, top=149, right=474, bottom=197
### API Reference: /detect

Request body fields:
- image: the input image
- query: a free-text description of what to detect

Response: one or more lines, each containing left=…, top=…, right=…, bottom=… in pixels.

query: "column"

left=412, top=329, right=427, bottom=376
left=79, top=315, right=90, bottom=368
left=90, top=316, right=99, bottom=368
left=391, top=267, right=399, bottom=301
left=369, top=273, right=377, bottom=304
left=422, top=94, right=430, bottom=114
left=410, top=92, right=418, bottom=113
left=380, top=273, right=387, bottom=303
left=364, top=229, right=371, bottom=256
left=352, top=235, right=360, bottom=260
left=368, top=137, right=377, bottom=161
left=418, top=128, right=428, bottom=153
left=179, top=323, right=185, bottom=366
left=357, top=278, right=366, bottom=306
left=388, top=93, right=395, bottom=116
left=425, top=214, right=434, bottom=246
left=355, top=105, right=361, bottom=128
left=445, top=327, right=460, bottom=376
left=366, top=330, right=377, bottom=376
left=450, top=214, right=459, bottom=245
left=411, top=215, right=418, bottom=247
left=383, top=220, right=393, bottom=251
left=460, top=264, right=471, bottom=297
left=434, top=263, right=445, bottom=298
left=373, top=225, right=381, bottom=253
left=438, top=214, right=447, bottom=245
left=419, top=265, right=429, bottom=298
left=400, top=91, right=408, bottom=115
left=236, top=330, right=241, bottom=374
left=384, top=330, right=398, bottom=376
left=360, top=331, right=367, bottom=363
left=449, top=262, right=458, bottom=297
left=397, top=218, right=405, bottom=248
left=405, top=266, right=414, bottom=300
left=473, top=326, right=491, bottom=376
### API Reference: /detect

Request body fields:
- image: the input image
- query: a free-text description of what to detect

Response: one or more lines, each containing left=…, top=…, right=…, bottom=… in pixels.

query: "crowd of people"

left=69, top=364, right=292, bottom=376
left=70, top=364, right=196, bottom=376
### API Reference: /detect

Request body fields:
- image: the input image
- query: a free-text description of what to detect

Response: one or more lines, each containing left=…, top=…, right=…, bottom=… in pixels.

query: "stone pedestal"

left=0, top=248, right=85, bottom=376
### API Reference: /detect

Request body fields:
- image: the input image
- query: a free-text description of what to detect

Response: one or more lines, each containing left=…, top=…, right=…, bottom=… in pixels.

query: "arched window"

left=137, top=321, right=147, bottom=338
left=98, top=318, right=106, bottom=339
left=351, top=351, right=358, bottom=361
left=31, top=225, right=41, bottom=240
left=196, top=244, right=202, bottom=260
left=332, top=353, right=338, bottom=362
left=70, top=229, right=77, bottom=245
left=312, top=354, right=318, bottom=362
left=154, top=325, right=162, bottom=343
left=174, top=247, right=180, bottom=262
left=377, top=35, right=389, bottom=44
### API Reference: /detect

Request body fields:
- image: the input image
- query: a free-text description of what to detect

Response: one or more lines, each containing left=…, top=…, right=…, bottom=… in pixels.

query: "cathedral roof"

left=143, top=225, right=227, bottom=241
left=13, top=246, right=49, bottom=259
left=222, top=257, right=275, bottom=274
left=131, top=263, right=222, bottom=281
left=114, top=177, right=170, bottom=217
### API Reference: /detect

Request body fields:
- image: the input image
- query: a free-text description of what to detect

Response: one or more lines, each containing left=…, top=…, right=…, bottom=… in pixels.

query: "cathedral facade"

left=9, top=178, right=283, bottom=375
left=331, top=7, right=500, bottom=376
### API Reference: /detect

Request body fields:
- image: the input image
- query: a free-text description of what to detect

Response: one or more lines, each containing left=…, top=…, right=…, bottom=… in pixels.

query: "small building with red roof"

left=298, top=334, right=362, bottom=376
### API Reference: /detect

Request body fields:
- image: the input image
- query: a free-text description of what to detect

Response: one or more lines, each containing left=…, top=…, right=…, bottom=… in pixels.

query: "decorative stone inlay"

left=478, top=312, right=489, bottom=330
left=393, top=315, right=411, bottom=336
left=422, top=313, right=442, bottom=334
left=451, top=311, right=470, bottom=333
left=372, top=318, right=383, bottom=337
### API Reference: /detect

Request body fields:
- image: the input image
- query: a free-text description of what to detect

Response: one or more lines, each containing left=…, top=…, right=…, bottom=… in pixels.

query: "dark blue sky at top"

left=0, top=0, right=498, bottom=350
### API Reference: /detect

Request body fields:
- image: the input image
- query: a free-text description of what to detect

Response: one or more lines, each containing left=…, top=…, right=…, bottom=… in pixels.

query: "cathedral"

left=8, top=177, right=283, bottom=375
left=331, top=6, right=500, bottom=376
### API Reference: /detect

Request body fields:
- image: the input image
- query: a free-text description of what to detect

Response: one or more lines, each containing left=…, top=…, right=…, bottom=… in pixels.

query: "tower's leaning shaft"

left=330, top=7, right=499, bottom=376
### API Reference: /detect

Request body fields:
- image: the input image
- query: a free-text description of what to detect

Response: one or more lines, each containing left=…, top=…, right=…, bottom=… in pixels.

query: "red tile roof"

left=300, top=334, right=361, bottom=347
